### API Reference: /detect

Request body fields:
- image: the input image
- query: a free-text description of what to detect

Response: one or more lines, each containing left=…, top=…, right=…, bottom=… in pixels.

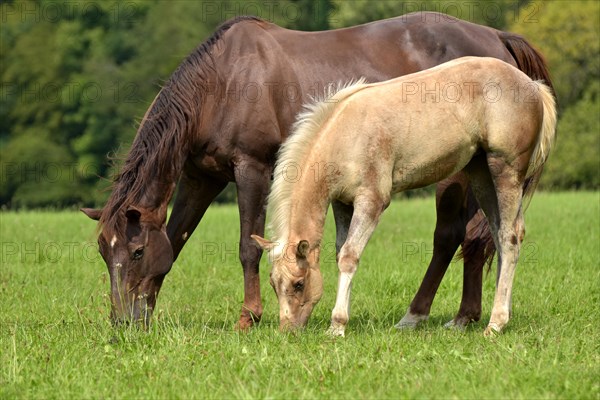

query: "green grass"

left=1, top=192, right=599, bottom=399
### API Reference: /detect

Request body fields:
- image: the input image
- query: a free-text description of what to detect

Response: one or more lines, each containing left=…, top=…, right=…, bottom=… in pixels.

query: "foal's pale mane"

left=267, top=78, right=368, bottom=253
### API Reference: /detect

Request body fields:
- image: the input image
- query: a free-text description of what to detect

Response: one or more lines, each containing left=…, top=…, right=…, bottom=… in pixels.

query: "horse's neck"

left=115, top=124, right=190, bottom=219
left=138, top=179, right=178, bottom=213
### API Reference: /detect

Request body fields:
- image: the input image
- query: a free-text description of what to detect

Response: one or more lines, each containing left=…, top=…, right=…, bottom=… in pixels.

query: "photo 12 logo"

left=1, top=241, right=100, bottom=264
left=1, top=162, right=100, bottom=184
left=1, top=81, right=140, bottom=105
left=199, top=1, right=337, bottom=24
left=1, top=2, right=140, bottom=24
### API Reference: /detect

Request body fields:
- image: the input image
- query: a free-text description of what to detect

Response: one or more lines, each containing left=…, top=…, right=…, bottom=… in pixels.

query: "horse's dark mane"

left=100, top=16, right=263, bottom=236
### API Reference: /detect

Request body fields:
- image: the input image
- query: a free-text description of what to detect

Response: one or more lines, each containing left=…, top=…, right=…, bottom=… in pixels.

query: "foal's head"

left=82, top=207, right=173, bottom=326
left=252, top=235, right=323, bottom=330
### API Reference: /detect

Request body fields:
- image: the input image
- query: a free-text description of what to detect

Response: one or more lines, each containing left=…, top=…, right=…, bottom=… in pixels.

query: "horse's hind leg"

left=396, top=176, right=467, bottom=329
left=446, top=189, right=486, bottom=329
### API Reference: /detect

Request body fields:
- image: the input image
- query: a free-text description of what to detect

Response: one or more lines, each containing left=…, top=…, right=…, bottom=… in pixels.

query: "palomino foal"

left=253, top=57, right=556, bottom=337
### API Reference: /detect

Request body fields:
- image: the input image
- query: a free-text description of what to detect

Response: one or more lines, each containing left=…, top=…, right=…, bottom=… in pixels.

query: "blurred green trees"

left=508, top=1, right=599, bottom=189
left=1, top=0, right=598, bottom=208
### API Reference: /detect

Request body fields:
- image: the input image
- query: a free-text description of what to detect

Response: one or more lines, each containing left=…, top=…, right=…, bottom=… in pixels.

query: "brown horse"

left=82, top=12, right=553, bottom=329
left=253, top=57, right=557, bottom=336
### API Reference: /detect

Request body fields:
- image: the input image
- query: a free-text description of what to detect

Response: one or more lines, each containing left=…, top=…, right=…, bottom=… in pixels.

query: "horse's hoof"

left=395, top=311, right=428, bottom=330
left=235, top=317, right=257, bottom=332
left=444, top=316, right=470, bottom=331
left=235, top=322, right=252, bottom=332
left=395, top=320, right=418, bottom=330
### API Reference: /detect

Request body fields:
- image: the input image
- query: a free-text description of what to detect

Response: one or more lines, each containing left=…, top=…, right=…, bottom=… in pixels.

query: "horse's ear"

left=251, top=234, right=276, bottom=251
left=296, top=240, right=309, bottom=259
left=125, top=207, right=142, bottom=222
left=81, top=208, right=102, bottom=221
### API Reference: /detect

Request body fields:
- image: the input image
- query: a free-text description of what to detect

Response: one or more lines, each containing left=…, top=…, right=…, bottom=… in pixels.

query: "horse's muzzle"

left=110, top=295, right=154, bottom=328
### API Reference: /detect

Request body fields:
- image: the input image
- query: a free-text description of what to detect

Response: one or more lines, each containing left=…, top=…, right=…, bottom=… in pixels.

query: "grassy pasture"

left=1, top=192, right=598, bottom=399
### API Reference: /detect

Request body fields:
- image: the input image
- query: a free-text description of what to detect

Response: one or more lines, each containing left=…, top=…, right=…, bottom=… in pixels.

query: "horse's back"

left=194, top=15, right=530, bottom=180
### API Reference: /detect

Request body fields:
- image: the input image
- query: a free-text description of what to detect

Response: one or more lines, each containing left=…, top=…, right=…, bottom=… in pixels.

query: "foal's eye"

left=293, top=280, right=305, bottom=292
left=132, top=247, right=144, bottom=260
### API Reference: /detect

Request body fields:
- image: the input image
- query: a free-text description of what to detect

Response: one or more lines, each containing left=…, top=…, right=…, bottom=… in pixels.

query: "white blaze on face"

left=182, top=232, right=188, bottom=241
left=110, top=234, right=118, bottom=248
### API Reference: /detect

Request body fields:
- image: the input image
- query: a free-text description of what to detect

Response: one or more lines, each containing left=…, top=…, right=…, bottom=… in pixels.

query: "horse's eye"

left=132, top=247, right=144, bottom=260
left=293, top=280, right=304, bottom=292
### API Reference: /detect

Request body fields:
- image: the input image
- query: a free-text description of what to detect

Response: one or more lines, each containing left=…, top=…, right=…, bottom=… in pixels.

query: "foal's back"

left=315, top=57, right=542, bottom=197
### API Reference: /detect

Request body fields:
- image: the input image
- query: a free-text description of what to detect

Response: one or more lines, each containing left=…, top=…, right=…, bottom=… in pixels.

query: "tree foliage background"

left=0, top=0, right=598, bottom=208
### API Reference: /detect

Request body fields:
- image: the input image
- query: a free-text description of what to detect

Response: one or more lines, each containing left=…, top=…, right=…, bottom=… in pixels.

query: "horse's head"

left=82, top=207, right=173, bottom=326
left=252, top=235, right=323, bottom=331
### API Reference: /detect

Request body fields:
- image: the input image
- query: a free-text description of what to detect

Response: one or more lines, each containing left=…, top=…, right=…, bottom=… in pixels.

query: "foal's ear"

left=296, top=240, right=310, bottom=259
left=81, top=208, right=102, bottom=221
left=251, top=234, right=276, bottom=251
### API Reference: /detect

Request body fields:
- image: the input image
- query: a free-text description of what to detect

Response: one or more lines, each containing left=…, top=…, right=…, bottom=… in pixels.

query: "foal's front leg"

left=329, top=195, right=388, bottom=337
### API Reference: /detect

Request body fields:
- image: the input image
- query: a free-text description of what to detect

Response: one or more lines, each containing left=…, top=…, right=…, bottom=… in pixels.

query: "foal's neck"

left=287, top=165, right=330, bottom=246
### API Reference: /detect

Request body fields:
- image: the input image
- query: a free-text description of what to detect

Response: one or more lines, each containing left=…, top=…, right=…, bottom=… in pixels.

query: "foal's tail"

left=499, top=31, right=557, bottom=204
left=523, top=81, right=557, bottom=201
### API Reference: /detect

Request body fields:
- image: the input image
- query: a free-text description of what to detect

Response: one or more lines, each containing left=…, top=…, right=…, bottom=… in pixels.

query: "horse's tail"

left=461, top=32, right=556, bottom=269
left=523, top=81, right=557, bottom=201
left=499, top=32, right=555, bottom=95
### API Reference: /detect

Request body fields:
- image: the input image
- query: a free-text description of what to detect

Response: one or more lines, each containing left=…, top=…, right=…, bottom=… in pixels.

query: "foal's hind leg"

left=484, top=157, right=526, bottom=335
left=467, top=155, right=526, bottom=335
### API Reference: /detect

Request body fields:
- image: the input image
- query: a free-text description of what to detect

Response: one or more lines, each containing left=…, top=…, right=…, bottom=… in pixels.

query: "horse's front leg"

left=167, top=171, right=227, bottom=260
left=332, top=200, right=353, bottom=256
left=329, top=194, right=388, bottom=337
left=234, top=160, right=271, bottom=330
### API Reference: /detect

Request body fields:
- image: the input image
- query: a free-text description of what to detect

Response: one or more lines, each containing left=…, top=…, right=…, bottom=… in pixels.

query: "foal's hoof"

left=484, top=323, right=501, bottom=337
left=395, top=311, right=428, bottom=330
left=326, top=325, right=345, bottom=337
